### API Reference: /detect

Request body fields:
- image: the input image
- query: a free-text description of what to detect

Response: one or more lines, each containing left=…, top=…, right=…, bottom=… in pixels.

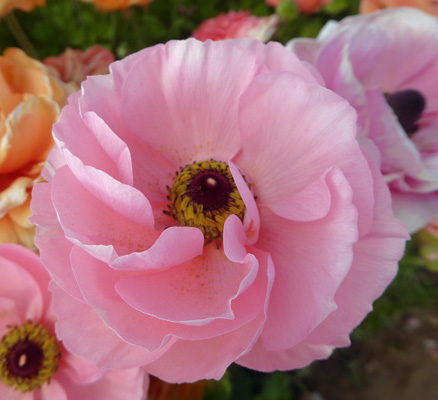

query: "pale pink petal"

left=30, top=183, right=83, bottom=301
left=120, top=39, right=258, bottom=166
left=0, top=255, right=43, bottom=327
left=111, top=226, right=204, bottom=271
left=54, top=367, right=148, bottom=400
left=236, top=71, right=374, bottom=235
left=53, top=91, right=130, bottom=184
left=51, top=166, right=156, bottom=262
left=50, top=282, right=166, bottom=369
left=391, top=190, right=438, bottom=233
left=238, top=39, right=320, bottom=83
left=0, top=385, right=33, bottom=400
left=236, top=339, right=333, bottom=372
left=115, top=235, right=258, bottom=324
left=258, top=167, right=358, bottom=351
left=40, top=379, right=67, bottom=400
left=306, top=153, right=408, bottom=345
left=229, top=161, right=260, bottom=244
left=144, top=247, right=275, bottom=382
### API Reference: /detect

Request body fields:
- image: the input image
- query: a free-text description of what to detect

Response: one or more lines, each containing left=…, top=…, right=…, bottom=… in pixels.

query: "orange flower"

left=360, top=0, right=438, bottom=15
left=0, top=0, right=44, bottom=17
left=80, top=0, right=153, bottom=12
left=266, top=0, right=334, bottom=13
left=43, top=46, right=115, bottom=87
left=0, top=48, right=72, bottom=248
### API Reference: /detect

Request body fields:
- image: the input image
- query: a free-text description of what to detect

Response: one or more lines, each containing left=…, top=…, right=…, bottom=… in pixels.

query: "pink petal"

left=54, top=367, right=148, bottom=400
left=257, top=167, right=358, bottom=351
left=50, top=282, right=166, bottom=369
left=306, top=152, right=408, bottom=345
left=120, top=39, right=258, bottom=166
left=236, top=339, right=333, bottom=372
left=115, top=236, right=259, bottom=324
left=391, top=190, right=438, bottom=233
left=236, top=70, right=374, bottom=236
left=0, top=254, right=43, bottom=327
left=51, top=166, right=156, bottom=262
left=40, top=379, right=67, bottom=400
left=30, top=183, right=83, bottom=301
left=54, top=91, right=130, bottom=184
left=229, top=161, right=260, bottom=244
left=111, top=226, right=204, bottom=271
left=144, top=247, right=275, bottom=382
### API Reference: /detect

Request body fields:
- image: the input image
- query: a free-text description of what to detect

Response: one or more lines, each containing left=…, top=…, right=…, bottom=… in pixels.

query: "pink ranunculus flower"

left=266, top=0, right=334, bottom=13
left=0, top=243, right=149, bottom=399
left=288, top=8, right=438, bottom=233
left=192, top=11, right=280, bottom=42
left=43, top=46, right=115, bottom=88
left=360, top=0, right=438, bottom=15
left=30, top=38, right=407, bottom=383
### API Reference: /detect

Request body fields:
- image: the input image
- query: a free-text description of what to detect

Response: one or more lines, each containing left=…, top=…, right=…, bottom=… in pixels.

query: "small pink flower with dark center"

left=0, top=244, right=149, bottom=399
left=288, top=8, right=438, bottom=232
left=266, top=0, right=334, bottom=13
left=43, top=46, right=115, bottom=87
left=192, top=11, right=279, bottom=42
left=31, top=38, right=407, bottom=383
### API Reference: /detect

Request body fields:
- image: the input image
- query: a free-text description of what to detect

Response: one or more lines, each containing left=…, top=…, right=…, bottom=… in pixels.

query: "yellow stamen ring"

left=0, top=321, right=61, bottom=392
left=167, top=160, right=246, bottom=242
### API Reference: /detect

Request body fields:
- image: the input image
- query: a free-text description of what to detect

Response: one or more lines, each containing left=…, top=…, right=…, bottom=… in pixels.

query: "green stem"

left=3, top=12, right=39, bottom=59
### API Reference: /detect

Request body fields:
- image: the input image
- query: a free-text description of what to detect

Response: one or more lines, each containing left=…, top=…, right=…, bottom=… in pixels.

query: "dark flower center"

left=166, top=160, right=246, bottom=243
left=7, top=340, right=43, bottom=378
left=385, top=89, right=426, bottom=135
left=0, top=321, right=61, bottom=392
left=189, top=171, right=231, bottom=211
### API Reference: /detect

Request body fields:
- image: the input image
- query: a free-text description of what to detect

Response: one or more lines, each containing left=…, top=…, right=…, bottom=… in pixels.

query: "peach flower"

left=266, top=0, right=334, bottom=13
left=44, top=46, right=115, bottom=88
left=192, top=11, right=280, bottom=43
left=360, top=0, right=438, bottom=15
left=80, top=0, right=153, bottom=12
left=0, top=0, right=44, bottom=18
left=0, top=48, right=71, bottom=249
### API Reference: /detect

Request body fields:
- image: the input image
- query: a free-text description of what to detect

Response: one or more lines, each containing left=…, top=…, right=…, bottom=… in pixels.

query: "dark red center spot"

left=189, top=171, right=231, bottom=211
left=7, top=340, right=43, bottom=378
left=385, top=89, right=426, bottom=135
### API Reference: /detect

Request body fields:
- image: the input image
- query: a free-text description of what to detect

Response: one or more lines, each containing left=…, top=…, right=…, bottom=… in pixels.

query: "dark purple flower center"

left=385, top=89, right=426, bottom=135
left=189, top=171, right=231, bottom=211
left=7, top=340, right=43, bottom=378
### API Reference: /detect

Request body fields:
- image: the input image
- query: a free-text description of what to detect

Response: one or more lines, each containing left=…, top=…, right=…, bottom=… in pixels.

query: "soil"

left=304, top=308, right=438, bottom=400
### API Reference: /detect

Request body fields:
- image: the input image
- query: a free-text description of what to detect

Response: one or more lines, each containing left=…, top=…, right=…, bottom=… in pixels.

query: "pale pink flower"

left=360, top=0, right=438, bottom=15
left=43, top=46, right=115, bottom=88
left=266, top=0, right=334, bottom=13
left=0, top=244, right=149, bottom=399
left=288, top=8, right=438, bottom=233
left=192, top=11, right=279, bottom=42
left=31, top=39, right=407, bottom=383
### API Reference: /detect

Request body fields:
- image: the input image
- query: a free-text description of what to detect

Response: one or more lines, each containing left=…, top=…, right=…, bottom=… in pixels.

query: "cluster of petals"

left=43, top=46, right=115, bottom=88
left=0, top=243, right=149, bottom=399
left=192, top=10, right=279, bottom=43
left=80, top=0, right=153, bottom=12
left=360, top=0, right=438, bottom=15
left=31, top=38, right=407, bottom=383
left=0, top=0, right=44, bottom=18
left=266, top=0, right=334, bottom=13
left=0, top=48, right=72, bottom=249
left=288, top=8, right=438, bottom=233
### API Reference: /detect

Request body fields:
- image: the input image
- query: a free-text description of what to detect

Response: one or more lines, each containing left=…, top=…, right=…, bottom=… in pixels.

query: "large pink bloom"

left=0, top=244, right=148, bottom=399
left=288, top=8, right=438, bottom=233
left=30, top=39, right=407, bottom=383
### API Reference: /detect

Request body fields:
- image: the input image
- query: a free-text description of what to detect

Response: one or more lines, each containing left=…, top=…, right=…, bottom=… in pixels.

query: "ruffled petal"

left=120, top=39, right=258, bottom=165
